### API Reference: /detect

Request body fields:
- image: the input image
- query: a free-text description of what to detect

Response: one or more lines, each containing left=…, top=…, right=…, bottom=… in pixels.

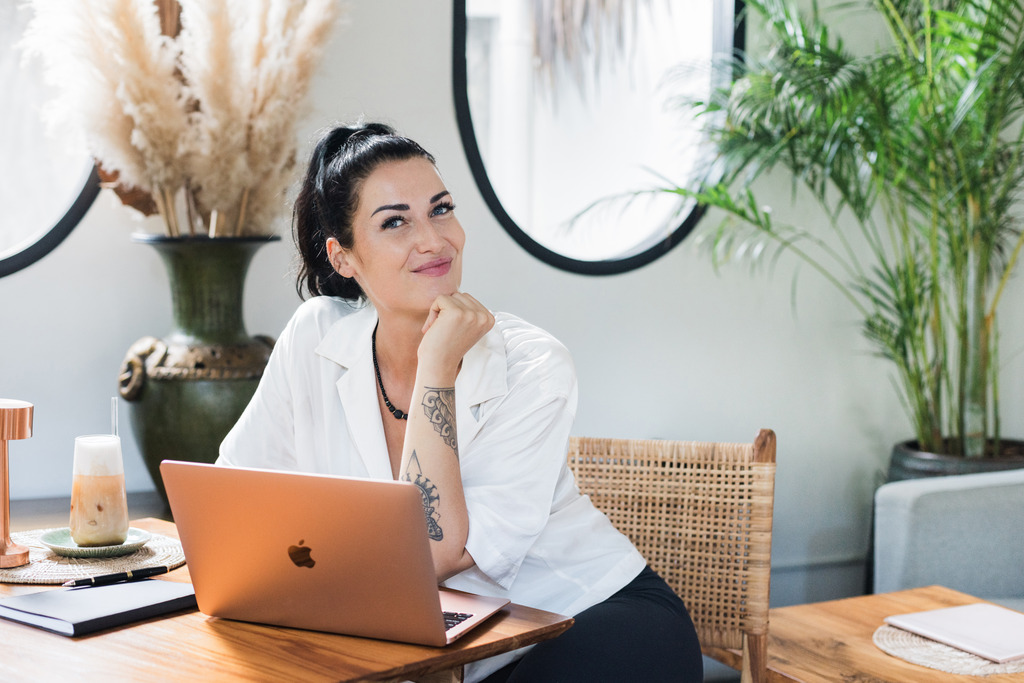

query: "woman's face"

left=329, top=157, right=465, bottom=316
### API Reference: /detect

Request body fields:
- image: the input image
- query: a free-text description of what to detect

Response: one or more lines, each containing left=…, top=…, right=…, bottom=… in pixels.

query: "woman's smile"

left=413, top=257, right=453, bottom=277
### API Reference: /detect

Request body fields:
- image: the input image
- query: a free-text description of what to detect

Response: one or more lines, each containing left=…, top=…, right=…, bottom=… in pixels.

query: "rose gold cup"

left=0, top=399, right=33, bottom=568
left=69, top=435, right=129, bottom=547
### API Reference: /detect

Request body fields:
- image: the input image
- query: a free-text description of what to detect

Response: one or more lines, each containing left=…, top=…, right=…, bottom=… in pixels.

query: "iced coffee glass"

left=69, top=435, right=129, bottom=546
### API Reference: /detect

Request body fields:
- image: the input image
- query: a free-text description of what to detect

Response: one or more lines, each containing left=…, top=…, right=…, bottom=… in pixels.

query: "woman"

left=218, top=123, right=703, bottom=681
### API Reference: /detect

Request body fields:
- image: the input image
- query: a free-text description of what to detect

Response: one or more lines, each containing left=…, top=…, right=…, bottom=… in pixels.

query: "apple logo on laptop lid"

left=288, top=540, right=316, bottom=568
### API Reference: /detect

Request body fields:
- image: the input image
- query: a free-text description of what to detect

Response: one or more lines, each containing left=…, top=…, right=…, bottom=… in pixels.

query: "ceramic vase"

left=119, top=234, right=279, bottom=504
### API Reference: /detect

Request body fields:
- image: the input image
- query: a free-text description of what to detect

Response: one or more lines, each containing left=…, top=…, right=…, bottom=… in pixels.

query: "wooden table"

left=706, top=585, right=1023, bottom=682
left=0, top=518, right=573, bottom=682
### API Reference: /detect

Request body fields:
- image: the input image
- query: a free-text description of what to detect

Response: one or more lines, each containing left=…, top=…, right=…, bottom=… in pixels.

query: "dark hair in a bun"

left=292, top=123, right=436, bottom=300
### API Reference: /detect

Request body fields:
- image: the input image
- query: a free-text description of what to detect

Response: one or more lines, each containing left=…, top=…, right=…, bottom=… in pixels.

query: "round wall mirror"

left=0, top=4, right=99, bottom=279
left=453, top=0, right=744, bottom=274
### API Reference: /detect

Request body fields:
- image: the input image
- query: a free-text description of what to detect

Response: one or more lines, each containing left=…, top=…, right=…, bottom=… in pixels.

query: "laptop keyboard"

left=443, top=611, right=473, bottom=631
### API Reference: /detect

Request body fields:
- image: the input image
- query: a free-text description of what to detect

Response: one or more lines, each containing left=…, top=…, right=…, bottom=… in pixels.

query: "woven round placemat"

left=874, top=624, right=1024, bottom=675
left=0, top=527, right=186, bottom=585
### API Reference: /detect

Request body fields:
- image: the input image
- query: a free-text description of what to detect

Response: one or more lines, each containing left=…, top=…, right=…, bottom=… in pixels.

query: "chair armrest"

left=873, top=468, right=1024, bottom=598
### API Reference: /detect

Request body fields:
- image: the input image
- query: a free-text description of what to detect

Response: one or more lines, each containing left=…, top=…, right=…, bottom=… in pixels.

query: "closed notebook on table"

left=885, top=602, right=1024, bottom=663
left=0, top=579, right=197, bottom=636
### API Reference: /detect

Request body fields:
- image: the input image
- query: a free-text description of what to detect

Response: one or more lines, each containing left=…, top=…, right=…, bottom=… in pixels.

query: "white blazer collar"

left=315, top=304, right=377, bottom=369
left=313, top=305, right=509, bottom=475
left=314, top=306, right=389, bottom=478
left=458, top=324, right=507, bottom=424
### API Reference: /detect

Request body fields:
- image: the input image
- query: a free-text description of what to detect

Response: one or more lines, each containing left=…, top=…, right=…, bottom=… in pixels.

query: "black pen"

left=62, top=565, right=170, bottom=588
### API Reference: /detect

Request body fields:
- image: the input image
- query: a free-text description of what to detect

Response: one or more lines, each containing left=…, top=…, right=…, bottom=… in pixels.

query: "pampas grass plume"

left=23, top=0, right=345, bottom=238
left=21, top=0, right=148, bottom=190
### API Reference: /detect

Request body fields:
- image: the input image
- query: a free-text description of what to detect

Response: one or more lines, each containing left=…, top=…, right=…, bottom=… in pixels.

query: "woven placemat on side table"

left=874, top=625, right=1024, bottom=676
left=0, top=527, right=186, bottom=585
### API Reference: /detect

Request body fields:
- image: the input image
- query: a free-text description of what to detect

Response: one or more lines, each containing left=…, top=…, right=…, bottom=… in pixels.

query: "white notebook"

left=885, top=603, right=1024, bottom=663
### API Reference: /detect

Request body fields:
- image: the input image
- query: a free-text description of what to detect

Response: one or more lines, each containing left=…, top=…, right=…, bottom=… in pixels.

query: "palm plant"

left=673, top=0, right=1024, bottom=458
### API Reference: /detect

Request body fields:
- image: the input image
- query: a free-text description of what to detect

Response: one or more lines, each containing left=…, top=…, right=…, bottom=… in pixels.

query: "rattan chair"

left=568, top=430, right=776, bottom=683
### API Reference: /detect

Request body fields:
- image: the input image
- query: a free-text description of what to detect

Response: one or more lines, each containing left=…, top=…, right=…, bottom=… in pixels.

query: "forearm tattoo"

left=422, top=387, right=458, bottom=456
left=402, top=451, right=443, bottom=541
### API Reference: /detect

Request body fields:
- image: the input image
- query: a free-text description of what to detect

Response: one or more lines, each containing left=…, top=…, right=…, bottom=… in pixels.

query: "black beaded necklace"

left=372, top=326, right=408, bottom=420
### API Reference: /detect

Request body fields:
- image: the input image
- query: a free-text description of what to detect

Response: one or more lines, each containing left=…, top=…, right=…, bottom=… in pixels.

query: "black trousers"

left=480, top=566, right=704, bottom=683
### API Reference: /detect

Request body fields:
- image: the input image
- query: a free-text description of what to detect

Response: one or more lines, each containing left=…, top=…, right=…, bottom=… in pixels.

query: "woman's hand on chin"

left=418, top=292, right=495, bottom=376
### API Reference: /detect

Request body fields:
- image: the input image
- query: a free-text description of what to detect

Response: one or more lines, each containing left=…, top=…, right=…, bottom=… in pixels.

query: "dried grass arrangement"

left=21, top=0, right=344, bottom=238
left=532, top=0, right=657, bottom=94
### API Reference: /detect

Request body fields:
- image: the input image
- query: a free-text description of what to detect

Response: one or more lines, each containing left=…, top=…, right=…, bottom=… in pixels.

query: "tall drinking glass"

left=69, top=435, right=129, bottom=546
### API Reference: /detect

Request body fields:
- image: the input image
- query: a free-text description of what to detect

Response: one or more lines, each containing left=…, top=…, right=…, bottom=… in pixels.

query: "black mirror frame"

left=452, top=0, right=746, bottom=275
left=0, top=164, right=100, bottom=278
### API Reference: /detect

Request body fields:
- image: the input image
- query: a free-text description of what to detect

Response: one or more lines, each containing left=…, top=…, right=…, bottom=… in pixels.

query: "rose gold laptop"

left=160, top=460, right=509, bottom=646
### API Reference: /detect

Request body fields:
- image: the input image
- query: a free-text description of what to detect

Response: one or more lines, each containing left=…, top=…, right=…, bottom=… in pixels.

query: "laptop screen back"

left=161, top=461, right=451, bottom=645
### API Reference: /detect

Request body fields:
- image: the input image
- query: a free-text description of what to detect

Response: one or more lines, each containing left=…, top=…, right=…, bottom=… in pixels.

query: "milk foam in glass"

left=69, top=435, right=129, bottom=546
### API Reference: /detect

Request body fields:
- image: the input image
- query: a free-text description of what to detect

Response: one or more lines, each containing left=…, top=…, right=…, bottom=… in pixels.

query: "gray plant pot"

left=887, top=439, right=1024, bottom=481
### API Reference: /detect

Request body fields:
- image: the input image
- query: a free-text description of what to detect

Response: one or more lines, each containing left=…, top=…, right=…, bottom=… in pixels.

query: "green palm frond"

left=668, top=0, right=1024, bottom=455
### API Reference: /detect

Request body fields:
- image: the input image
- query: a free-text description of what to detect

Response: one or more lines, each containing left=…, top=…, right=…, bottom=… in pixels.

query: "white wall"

left=3, top=0, right=1022, bottom=608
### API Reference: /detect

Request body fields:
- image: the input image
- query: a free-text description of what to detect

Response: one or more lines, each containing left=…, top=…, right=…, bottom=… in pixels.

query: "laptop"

left=160, top=460, right=509, bottom=646
left=885, top=603, right=1024, bottom=663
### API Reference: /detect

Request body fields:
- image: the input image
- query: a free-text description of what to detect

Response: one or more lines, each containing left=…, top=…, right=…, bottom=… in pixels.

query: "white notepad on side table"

left=885, top=603, right=1024, bottom=663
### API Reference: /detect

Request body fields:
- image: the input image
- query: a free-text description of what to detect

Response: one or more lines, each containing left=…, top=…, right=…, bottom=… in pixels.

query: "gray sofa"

left=873, top=467, right=1024, bottom=611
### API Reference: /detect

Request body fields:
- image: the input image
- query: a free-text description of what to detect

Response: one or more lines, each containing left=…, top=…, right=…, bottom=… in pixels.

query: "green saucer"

left=39, top=527, right=153, bottom=558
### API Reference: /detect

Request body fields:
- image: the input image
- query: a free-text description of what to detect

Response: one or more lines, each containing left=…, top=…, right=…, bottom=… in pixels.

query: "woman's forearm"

left=400, top=363, right=473, bottom=580
left=401, top=292, right=492, bottom=580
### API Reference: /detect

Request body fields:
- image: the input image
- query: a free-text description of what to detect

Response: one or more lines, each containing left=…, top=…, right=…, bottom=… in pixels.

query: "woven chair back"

left=568, top=430, right=776, bottom=678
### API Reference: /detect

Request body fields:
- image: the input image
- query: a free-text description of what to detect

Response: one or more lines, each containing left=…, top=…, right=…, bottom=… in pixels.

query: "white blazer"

left=218, top=297, right=645, bottom=680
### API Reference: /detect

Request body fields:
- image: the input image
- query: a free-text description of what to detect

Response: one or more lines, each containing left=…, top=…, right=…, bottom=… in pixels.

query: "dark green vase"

left=119, top=234, right=279, bottom=505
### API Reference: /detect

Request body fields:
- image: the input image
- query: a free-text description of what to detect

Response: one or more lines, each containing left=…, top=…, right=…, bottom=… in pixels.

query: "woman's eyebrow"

left=370, top=192, right=450, bottom=216
left=371, top=203, right=410, bottom=216
left=368, top=189, right=448, bottom=216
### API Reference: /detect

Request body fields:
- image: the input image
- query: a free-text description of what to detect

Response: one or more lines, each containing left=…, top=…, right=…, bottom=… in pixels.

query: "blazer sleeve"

left=456, top=332, right=579, bottom=590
